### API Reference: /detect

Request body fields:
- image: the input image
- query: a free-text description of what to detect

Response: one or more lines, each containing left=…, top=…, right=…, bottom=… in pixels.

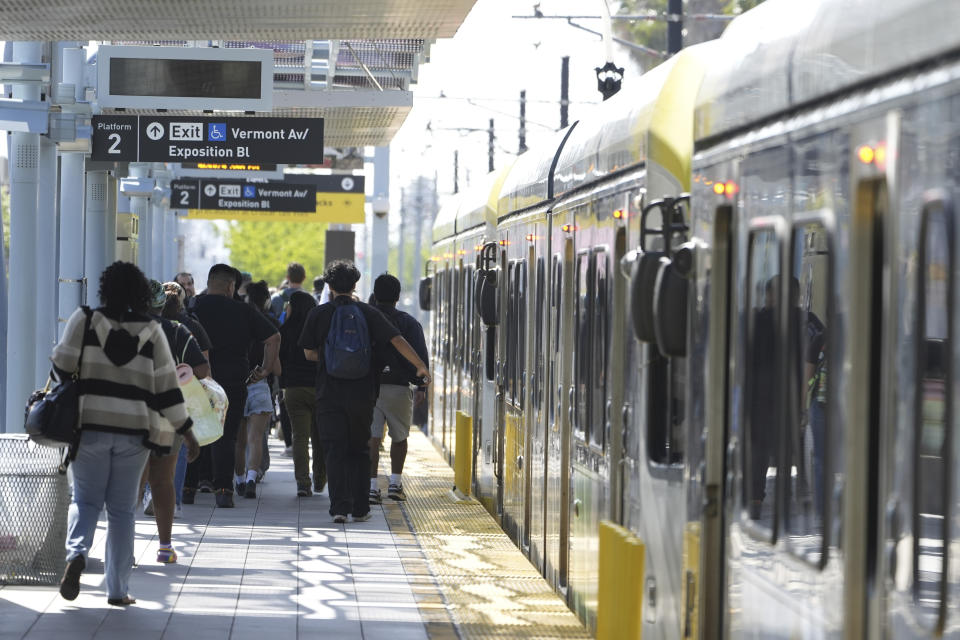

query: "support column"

left=35, top=136, right=58, bottom=385
left=5, top=41, right=43, bottom=433
left=57, top=151, right=85, bottom=336
left=84, top=170, right=109, bottom=302
left=152, top=168, right=171, bottom=280
left=370, top=146, right=390, bottom=282
left=129, top=163, right=152, bottom=277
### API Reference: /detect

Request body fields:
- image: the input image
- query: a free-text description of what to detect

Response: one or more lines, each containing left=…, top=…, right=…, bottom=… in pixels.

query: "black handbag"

left=24, top=307, right=92, bottom=449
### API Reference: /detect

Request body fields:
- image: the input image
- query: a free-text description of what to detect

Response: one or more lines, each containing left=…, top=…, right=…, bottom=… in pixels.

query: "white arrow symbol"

left=146, top=122, right=165, bottom=141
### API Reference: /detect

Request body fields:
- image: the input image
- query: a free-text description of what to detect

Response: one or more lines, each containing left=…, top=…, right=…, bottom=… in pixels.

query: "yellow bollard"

left=453, top=410, right=473, bottom=499
left=598, top=520, right=645, bottom=640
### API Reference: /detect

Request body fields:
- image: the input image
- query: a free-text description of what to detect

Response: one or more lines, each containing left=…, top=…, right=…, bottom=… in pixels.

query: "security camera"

left=372, top=195, right=389, bottom=219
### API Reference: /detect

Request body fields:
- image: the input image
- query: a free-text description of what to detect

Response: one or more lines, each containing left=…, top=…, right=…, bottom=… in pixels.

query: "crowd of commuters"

left=49, top=259, right=430, bottom=606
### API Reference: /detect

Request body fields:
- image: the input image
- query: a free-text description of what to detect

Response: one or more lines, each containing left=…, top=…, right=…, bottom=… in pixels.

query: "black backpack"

left=377, top=306, right=419, bottom=386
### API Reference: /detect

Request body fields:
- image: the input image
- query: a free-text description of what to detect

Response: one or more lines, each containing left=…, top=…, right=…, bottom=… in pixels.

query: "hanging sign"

left=177, top=174, right=365, bottom=223
left=92, top=115, right=323, bottom=164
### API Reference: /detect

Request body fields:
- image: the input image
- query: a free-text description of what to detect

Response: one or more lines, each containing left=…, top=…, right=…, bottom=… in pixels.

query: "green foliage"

left=222, top=220, right=328, bottom=288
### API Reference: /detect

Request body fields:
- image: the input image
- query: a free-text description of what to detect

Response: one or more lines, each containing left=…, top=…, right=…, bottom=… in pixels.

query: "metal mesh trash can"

left=0, top=435, right=69, bottom=585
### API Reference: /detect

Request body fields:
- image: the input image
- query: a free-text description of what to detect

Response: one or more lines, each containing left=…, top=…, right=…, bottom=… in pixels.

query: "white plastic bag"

left=178, top=367, right=228, bottom=447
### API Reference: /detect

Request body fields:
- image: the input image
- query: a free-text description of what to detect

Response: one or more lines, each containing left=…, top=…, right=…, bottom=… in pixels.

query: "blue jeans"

left=66, top=430, right=149, bottom=599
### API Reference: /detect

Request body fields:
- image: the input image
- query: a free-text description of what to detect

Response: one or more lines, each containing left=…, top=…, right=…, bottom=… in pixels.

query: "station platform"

left=0, top=430, right=591, bottom=640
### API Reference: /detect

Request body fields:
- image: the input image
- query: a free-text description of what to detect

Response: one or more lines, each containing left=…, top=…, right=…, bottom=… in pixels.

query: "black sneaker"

left=369, top=488, right=382, bottom=505
left=235, top=480, right=245, bottom=496
left=332, top=514, right=347, bottom=524
left=215, top=490, right=234, bottom=508
left=198, top=480, right=214, bottom=493
left=387, top=483, right=406, bottom=501
left=181, top=488, right=196, bottom=505
left=297, top=485, right=312, bottom=497
left=244, top=482, right=256, bottom=499
left=59, top=554, right=85, bottom=601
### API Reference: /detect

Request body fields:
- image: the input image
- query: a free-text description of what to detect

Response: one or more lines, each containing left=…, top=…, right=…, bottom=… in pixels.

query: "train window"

left=913, top=199, right=953, bottom=626
left=592, top=249, right=609, bottom=448
left=465, top=266, right=475, bottom=375
left=744, top=227, right=782, bottom=538
left=574, top=251, right=593, bottom=441
left=550, top=254, right=561, bottom=425
left=785, top=220, right=830, bottom=559
left=535, top=257, right=545, bottom=410
left=506, top=261, right=517, bottom=401
left=518, top=259, right=528, bottom=408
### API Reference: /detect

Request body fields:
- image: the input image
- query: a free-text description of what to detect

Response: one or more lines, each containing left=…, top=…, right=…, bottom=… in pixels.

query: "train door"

left=876, top=100, right=960, bottom=639
left=477, top=242, right=500, bottom=515
left=529, top=242, right=547, bottom=568
left=503, top=253, right=527, bottom=542
left=685, top=194, right=734, bottom=640
left=544, top=246, right=564, bottom=586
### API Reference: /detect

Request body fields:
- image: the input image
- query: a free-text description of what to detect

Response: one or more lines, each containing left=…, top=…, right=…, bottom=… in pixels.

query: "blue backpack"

left=324, top=303, right=371, bottom=379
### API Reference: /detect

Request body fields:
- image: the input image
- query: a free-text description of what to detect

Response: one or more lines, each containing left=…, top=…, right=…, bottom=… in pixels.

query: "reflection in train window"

left=593, top=249, right=609, bottom=448
left=550, top=255, right=561, bottom=426
left=517, top=260, right=527, bottom=408
left=574, top=251, right=592, bottom=441
left=506, top=261, right=517, bottom=402
left=744, top=227, right=782, bottom=535
left=534, top=258, right=545, bottom=411
left=913, top=201, right=953, bottom=625
left=786, top=221, right=829, bottom=557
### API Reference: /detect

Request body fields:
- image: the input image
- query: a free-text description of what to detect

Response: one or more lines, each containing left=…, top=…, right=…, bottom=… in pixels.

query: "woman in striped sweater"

left=52, top=262, right=197, bottom=607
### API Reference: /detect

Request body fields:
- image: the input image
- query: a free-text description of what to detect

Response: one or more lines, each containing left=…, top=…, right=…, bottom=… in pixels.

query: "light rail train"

left=421, top=0, right=960, bottom=637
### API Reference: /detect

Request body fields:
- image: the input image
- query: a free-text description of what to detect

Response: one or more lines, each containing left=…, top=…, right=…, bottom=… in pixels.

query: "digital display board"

left=109, top=58, right=262, bottom=99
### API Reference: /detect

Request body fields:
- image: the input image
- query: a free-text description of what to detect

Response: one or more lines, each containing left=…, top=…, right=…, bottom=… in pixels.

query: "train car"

left=427, top=0, right=960, bottom=637
left=684, top=0, right=960, bottom=637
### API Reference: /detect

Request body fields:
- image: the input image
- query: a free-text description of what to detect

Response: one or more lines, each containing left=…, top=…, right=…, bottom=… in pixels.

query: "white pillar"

left=84, top=170, right=109, bottom=302
left=129, top=163, right=152, bottom=276
left=57, top=152, right=85, bottom=337
left=35, top=136, right=58, bottom=385
left=5, top=41, right=43, bottom=433
left=152, top=168, right=170, bottom=280
left=57, top=44, right=87, bottom=337
left=371, top=146, right=390, bottom=280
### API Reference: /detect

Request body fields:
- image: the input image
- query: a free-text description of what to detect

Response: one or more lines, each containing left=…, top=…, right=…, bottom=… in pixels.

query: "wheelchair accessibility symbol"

left=243, top=186, right=257, bottom=198
left=207, top=123, right=227, bottom=141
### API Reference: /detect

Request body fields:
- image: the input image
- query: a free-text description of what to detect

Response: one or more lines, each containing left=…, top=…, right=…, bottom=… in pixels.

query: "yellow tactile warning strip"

left=389, top=429, right=592, bottom=640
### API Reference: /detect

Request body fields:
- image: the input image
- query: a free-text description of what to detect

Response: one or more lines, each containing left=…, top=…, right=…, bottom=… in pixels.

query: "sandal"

left=107, top=595, right=137, bottom=606
left=157, top=546, right=177, bottom=564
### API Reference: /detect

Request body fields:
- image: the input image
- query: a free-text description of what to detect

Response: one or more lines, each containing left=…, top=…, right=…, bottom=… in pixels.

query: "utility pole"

left=667, top=0, right=683, bottom=54
left=519, top=90, right=528, bottom=154
left=488, top=118, right=495, bottom=173
left=560, top=56, right=569, bottom=129
left=453, top=150, right=459, bottom=194
left=397, top=187, right=406, bottom=289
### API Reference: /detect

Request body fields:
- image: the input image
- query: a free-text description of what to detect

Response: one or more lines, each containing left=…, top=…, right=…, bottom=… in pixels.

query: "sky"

left=388, top=0, right=643, bottom=201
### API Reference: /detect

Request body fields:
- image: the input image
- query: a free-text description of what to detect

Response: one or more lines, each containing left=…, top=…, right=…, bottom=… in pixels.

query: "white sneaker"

left=142, top=488, right=154, bottom=515
left=174, top=504, right=183, bottom=519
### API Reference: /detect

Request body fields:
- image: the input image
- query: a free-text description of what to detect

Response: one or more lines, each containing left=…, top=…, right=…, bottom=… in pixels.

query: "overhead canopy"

left=0, top=1, right=477, bottom=40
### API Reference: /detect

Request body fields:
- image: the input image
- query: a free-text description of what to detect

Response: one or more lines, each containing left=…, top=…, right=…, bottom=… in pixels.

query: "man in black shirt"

left=190, top=264, right=280, bottom=508
left=367, top=274, right=429, bottom=504
left=299, top=261, right=430, bottom=523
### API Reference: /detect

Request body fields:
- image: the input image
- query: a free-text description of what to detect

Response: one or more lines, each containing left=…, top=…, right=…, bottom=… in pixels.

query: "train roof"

left=695, top=0, right=960, bottom=143
left=552, top=41, right=717, bottom=200
left=460, top=163, right=513, bottom=231
left=496, top=125, right=575, bottom=216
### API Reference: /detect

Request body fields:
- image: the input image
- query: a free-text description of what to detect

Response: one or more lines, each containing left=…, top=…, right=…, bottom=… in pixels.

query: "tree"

left=614, top=0, right=766, bottom=70
left=222, top=220, right=328, bottom=288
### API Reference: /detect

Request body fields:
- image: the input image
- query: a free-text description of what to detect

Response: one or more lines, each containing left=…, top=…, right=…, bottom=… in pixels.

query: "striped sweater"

left=51, top=307, right=193, bottom=454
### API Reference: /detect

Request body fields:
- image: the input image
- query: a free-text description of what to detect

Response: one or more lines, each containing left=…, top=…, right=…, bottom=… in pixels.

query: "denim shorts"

left=244, top=379, right=273, bottom=416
